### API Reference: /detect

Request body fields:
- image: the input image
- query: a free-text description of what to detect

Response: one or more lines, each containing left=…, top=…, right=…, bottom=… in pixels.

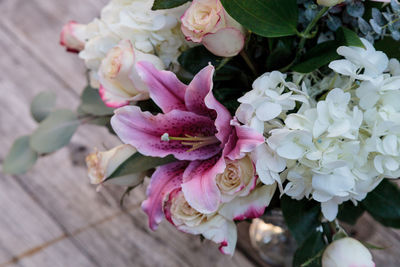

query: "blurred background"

left=0, top=0, right=399, bottom=266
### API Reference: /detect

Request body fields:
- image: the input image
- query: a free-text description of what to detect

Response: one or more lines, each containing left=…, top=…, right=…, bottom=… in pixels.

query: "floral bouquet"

left=4, top=0, right=400, bottom=266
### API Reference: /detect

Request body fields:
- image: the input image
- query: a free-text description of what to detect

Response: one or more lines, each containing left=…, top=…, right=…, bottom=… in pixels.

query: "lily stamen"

left=161, top=133, right=219, bottom=152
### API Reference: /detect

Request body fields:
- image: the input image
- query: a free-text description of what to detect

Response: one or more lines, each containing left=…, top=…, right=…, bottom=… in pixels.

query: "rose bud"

left=98, top=39, right=165, bottom=108
left=85, top=144, right=146, bottom=187
left=60, top=21, right=87, bottom=53
left=322, top=237, right=375, bottom=267
left=181, top=0, right=245, bottom=57
left=316, top=0, right=345, bottom=7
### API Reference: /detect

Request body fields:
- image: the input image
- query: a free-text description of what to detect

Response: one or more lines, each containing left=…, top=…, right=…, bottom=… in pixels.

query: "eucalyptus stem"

left=280, top=6, right=330, bottom=72
left=240, top=50, right=258, bottom=76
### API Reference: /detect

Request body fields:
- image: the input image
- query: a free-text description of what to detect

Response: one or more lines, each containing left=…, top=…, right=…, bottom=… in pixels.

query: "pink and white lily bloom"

left=181, top=0, right=246, bottom=57
left=111, top=62, right=267, bottom=254
left=60, top=21, right=87, bottom=53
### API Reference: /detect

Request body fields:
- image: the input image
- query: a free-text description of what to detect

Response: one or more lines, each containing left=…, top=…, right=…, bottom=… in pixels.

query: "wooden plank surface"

left=0, top=0, right=399, bottom=266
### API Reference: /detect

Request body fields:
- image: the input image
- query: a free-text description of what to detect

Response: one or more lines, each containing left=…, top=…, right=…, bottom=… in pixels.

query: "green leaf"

left=107, top=153, right=176, bottom=180
left=337, top=27, right=365, bottom=48
left=292, top=27, right=364, bottom=73
left=293, top=231, right=326, bottom=267
left=30, top=91, right=57, bottom=122
left=30, top=109, right=80, bottom=154
left=362, top=180, right=400, bottom=228
left=337, top=201, right=365, bottom=225
left=152, top=0, right=189, bottom=10
left=375, top=37, right=400, bottom=60
left=292, top=41, right=341, bottom=73
left=220, top=0, right=298, bottom=37
left=281, top=196, right=321, bottom=244
left=79, top=86, right=114, bottom=116
left=178, top=46, right=220, bottom=75
left=3, top=136, right=38, bottom=175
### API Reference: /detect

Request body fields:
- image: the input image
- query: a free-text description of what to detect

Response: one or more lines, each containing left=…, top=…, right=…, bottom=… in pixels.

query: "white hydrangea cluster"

left=237, top=38, right=400, bottom=221
left=77, top=0, right=189, bottom=84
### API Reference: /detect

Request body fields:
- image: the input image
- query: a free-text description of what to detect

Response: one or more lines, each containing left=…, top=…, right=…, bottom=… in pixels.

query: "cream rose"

left=165, top=190, right=238, bottom=255
left=60, top=21, right=87, bottom=53
left=322, top=237, right=375, bottom=267
left=98, top=39, right=165, bottom=107
left=181, top=0, right=245, bottom=57
left=85, top=144, right=145, bottom=187
left=216, top=155, right=257, bottom=202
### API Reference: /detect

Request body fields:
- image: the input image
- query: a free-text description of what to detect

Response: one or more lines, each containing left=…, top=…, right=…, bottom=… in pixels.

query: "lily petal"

left=224, top=119, right=265, bottom=161
left=204, top=83, right=232, bottom=146
left=136, top=61, right=187, bottom=113
left=141, top=161, right=189, bottom=230
left=181, top=156, right=225, bottom=213
left=111, top=106, right=220, bottom=160
left=185, top=65, right=216, bottom=118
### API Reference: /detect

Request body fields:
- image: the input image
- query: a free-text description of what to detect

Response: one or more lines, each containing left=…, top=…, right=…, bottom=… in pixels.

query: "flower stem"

left=280, top=6, right=330, bottom=72
left=240, top=50, right=258, bottom=76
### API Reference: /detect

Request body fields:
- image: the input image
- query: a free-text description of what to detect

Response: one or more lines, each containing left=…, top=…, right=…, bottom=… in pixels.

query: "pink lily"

left=111, top=62, right=264, bottom=227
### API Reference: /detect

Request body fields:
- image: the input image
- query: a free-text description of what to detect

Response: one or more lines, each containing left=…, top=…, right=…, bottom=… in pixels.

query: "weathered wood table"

left=0, top=0, right=399, bottom=266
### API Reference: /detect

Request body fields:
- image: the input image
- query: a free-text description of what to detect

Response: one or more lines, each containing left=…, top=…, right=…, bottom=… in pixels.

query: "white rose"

left=98, top=39, right=164, bottom=107
left=85, top=144, right=145, bottom=186
left=322, top=238, right=375, bottom=267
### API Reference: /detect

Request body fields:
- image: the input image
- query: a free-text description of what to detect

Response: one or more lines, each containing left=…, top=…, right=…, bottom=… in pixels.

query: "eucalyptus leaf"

left=3, top=136, right=38, bottom=175
left=281, top=196, right=321, bottom=244
left=293, top=231, right=326, bottom=267
left=220, top=0, right=298, bottom=37
left=79, top=86, right=114, bottom=116
left=152, top=0, right=189, bottom=10
left=30, top=91, right=57, bottom=123
left=30, top=109, right=80, bottom=154
left=107, top=153, right=176, bottom=180
left=362, top=180, right=400, bottom=228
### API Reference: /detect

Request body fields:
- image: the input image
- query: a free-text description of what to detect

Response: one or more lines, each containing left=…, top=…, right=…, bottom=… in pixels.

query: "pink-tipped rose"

left=181, top=0, right=245, bottom=57
left=60, top=21, right=87, bottom=53
left=98, top=40, right=165, bottom=108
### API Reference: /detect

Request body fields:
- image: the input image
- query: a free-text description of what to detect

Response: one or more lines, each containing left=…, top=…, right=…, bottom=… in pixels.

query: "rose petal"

left=202, top=27, right=245, bottom=57
left=219, top=184, right=277, bottom=221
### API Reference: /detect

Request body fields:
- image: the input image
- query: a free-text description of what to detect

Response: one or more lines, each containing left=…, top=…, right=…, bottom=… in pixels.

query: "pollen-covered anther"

left=161, top=133, right=219, bottom=152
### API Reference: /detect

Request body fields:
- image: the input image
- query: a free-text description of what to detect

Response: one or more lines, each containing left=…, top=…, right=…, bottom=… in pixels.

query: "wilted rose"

left=86, top=144, right=145, bottom=187
left=98, top=39, right=164, bottom=108
left=60, top=21, right=87, bottom=53
left=322, top=237, right=375, bottom=267
left=181, top=0, right=245, bottom=57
